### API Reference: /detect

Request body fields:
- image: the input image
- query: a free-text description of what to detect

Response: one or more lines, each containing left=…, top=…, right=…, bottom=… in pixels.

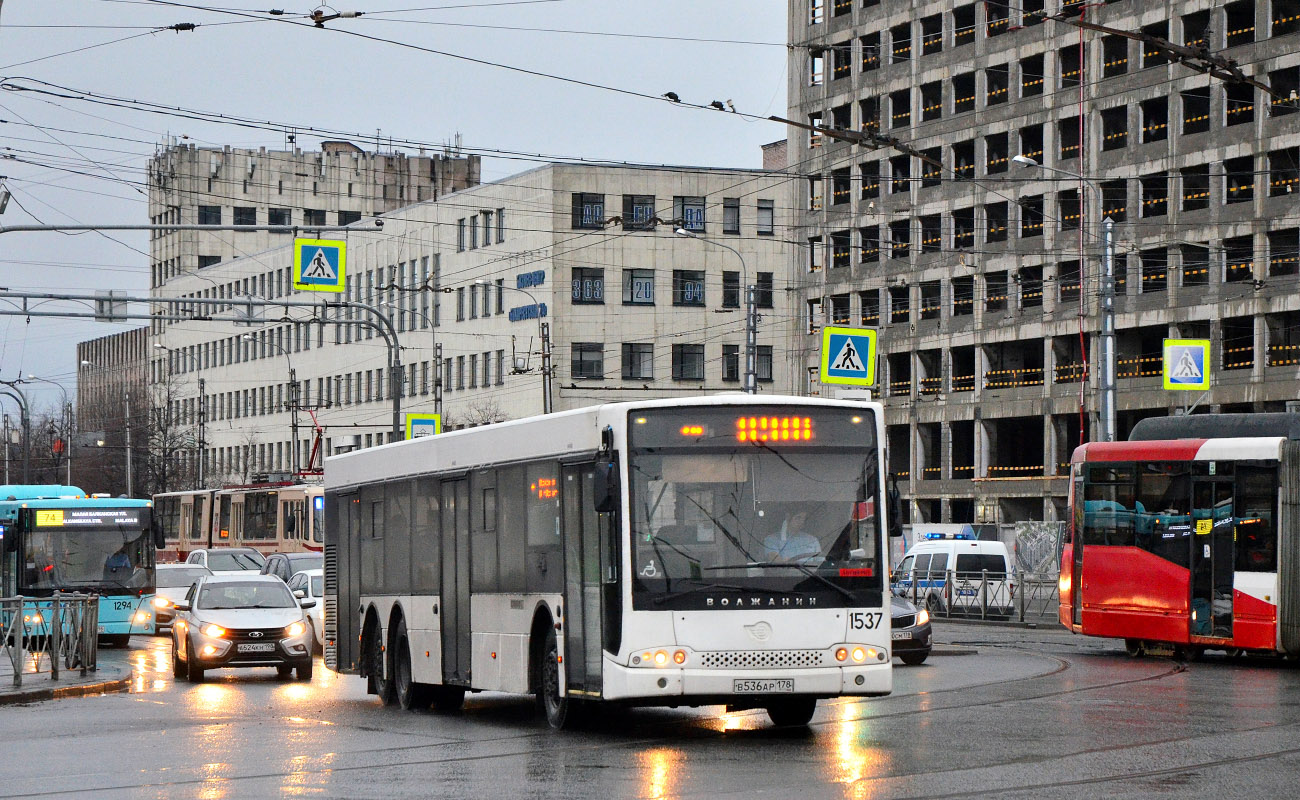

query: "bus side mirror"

left=593, top=460, right=618, bottom=513
left=887, top=475, right=904, bottom=539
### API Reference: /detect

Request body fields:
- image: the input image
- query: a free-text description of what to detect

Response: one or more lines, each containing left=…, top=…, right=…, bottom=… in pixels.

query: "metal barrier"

left=900, top=569, right=1016, bottom=620
left=1, top=594, right=99, bottom=688
left=1016, top=577, right=1062, bottom=623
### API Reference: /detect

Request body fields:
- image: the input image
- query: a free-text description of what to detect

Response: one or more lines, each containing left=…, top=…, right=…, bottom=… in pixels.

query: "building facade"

left=149, top=163, right=794, bottom=485
left=790, top=1, right=1300, bottom=524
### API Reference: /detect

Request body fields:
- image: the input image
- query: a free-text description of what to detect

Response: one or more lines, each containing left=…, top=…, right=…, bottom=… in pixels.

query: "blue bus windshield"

left=22, top=525, right=153, bottom=593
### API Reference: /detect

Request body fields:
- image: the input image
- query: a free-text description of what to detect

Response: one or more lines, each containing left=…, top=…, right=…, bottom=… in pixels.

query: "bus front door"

left=561, top=463, right=606, bottom=697
left=1191, top=478, right=1234, bottom=640
left=440, top=479, right=471, bottom=685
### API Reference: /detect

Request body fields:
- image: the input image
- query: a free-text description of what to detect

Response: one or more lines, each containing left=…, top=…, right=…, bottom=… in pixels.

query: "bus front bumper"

left=598, top=660, right=892, bottom=702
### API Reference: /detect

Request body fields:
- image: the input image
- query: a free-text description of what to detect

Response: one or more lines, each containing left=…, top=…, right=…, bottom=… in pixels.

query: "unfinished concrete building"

left=789, top=1, right=1300, bottom=524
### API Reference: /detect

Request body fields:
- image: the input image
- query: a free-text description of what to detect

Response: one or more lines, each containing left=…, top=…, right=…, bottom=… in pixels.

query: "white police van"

left=892, top=531, right=1015, bottom=618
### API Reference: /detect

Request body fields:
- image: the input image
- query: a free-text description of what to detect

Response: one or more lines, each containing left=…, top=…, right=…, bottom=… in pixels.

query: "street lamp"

left=242, top=333, right=301, bottom=475
left=1013, top=154, right=1117, bottom=444
left=23, top=374, right=72, bottom=485
left=475, top=279, right=553, bottom=414
left=154, top=343, right=206, bottom=489
left=674, top=227, right=758, bottom=394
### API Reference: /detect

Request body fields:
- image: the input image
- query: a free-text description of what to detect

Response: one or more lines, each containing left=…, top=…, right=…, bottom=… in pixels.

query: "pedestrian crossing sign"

left=405, top=413, right=442, bottom=439
left=1163, top=339, right=1211, bottom=391
left=293, top=238, right=347, bottom=293
left=820, top=326, right=878, bottom=387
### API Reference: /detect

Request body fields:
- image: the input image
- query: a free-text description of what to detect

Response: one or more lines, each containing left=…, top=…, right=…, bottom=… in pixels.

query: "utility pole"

left=289, top=368, right=300, bottom=475
left=124, top=392, right=132, bottom=497
left=196, top=377, right=207, bottom=489
left=1100, top=219, right=1117, bottom=443
left=745, top=283, right=759, bottom=396
left=540, top=322, right=553, bottom=414
left=434, top=343, right=444, bottom=418
left=3, top=414, right=8, bottom=484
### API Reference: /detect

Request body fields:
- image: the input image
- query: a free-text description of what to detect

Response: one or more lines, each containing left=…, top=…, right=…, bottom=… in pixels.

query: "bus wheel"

left=766, top=698, right=817, bottom=727
left=366, top=620, right=395, bottom=706
left=393, top=618, right=432, bottom=710
left=540, top=628, right=578, bottom=729
left=1124, top=639, right=1145, bottom=658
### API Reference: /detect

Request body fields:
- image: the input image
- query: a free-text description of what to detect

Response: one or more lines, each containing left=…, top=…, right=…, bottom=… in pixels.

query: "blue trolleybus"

left=0, top=486, right=162, bottom=645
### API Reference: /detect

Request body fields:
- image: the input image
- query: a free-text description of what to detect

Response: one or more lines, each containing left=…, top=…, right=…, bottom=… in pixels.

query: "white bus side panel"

left=469, top=594, right=561, bottom=694
left=404, top=595, right=443, bottom=687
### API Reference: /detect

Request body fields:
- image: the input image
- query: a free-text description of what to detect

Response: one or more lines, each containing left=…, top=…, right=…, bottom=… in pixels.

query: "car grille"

left=894, top=614, right=916, bottom=629
left=227, top=627, right=286, bottom=641
left=698, top=650, right=825, bottom=669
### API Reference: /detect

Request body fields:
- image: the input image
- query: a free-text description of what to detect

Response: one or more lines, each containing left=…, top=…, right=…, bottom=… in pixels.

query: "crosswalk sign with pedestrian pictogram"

left=1163, top=339, right=1211, bottom=391
left=820, top=326, right=878, bottom=387
left=293, top=238, right=347, bottom=293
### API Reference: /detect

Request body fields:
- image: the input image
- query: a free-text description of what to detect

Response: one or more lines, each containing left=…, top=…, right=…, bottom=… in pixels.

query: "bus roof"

left=0, top=485, right=86, bottom=500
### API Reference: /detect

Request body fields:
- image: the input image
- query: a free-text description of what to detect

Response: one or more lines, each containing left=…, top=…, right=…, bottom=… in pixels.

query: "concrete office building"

left=148, top=163, right=793, bottom=484
left=789, top=1, right=1300, bottom=523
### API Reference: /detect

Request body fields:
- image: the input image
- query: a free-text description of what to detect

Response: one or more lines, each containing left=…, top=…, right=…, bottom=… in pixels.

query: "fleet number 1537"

left=849, top=612, right=882, bottom=630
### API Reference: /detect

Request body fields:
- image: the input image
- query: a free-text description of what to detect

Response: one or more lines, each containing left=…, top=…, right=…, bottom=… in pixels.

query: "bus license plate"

left=236, top=643, right=275, bottom=653
left=733, top=679, right=793, bottom=694
left=891, top=631, right=911, bottom=640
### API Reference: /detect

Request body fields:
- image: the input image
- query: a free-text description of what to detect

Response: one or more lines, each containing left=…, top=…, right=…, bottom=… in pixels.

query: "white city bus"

left=324, top=395, right=899, bottom=728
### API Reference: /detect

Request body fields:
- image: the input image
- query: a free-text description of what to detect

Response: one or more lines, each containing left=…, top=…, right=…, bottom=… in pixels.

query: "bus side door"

left=440, top=477, right=471, bottom=686
left=561, top=462, right=617, bottom=697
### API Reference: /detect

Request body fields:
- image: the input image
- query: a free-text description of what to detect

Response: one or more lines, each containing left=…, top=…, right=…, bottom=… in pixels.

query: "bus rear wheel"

left=766, top=698, right=817, bottom=727
left=393, top=618, right=433, bottom=710
left=539, top=628, right=579, bottom=729
left=365, top=618, right=395, bottom=706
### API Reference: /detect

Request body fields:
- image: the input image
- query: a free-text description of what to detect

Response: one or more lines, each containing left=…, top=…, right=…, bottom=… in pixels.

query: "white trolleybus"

left=324, top=396, right=900, bottom=728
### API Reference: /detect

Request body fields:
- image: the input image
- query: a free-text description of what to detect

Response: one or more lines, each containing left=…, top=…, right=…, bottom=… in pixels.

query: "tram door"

left=1190, top=477, right=1234, bottom=639
left=440, top=478, right=471, bottom=685
left=1071, top=470, right=1084, bottom=626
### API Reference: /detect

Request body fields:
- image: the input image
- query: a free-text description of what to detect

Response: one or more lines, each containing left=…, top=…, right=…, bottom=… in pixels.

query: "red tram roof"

left=1070, top=439, right=1208, bottom=464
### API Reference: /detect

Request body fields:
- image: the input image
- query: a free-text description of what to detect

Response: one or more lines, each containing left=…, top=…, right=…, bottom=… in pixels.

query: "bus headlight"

left=133, top=610, right=152, bottom=624
left=851, top=647, right=866, bottom=662
left=24, top=613, right=44, bottom=625
left=201, top=624, right=226, bottom=638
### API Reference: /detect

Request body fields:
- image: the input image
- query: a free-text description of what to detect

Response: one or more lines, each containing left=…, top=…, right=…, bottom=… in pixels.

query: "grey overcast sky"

left=0, top=0, right=788, bottom=413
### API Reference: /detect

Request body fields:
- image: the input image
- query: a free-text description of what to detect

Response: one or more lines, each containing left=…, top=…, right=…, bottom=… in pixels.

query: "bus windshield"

left=22, top=526, right=153, bottom=593
left=628, top=406, right=883, bottom=610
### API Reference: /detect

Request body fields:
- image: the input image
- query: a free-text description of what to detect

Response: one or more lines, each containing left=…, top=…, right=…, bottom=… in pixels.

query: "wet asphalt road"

left=2, top=626, right=1299, bottom=799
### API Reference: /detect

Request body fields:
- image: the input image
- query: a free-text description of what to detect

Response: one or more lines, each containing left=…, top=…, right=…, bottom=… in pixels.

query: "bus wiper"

left=704, top=562, right=855, bottom=601
left=651, top=580, right=801, bottom=605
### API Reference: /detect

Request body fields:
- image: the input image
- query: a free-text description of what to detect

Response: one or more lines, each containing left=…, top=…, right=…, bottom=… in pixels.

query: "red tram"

left=1062, top=414, right=1299, bottom=658
left=153, top=479, right=323, bottom=563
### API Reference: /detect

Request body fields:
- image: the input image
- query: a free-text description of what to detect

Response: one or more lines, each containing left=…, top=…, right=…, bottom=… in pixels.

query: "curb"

left=930, top=616, right=1066, bottom=630
left=929, top=645, right=979, bottom=656
left=0, top=669, right=131, bottom=706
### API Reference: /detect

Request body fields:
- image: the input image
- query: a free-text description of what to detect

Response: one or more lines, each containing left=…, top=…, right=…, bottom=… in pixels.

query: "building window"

left=671, top=344, right=705, bottom=381
left=571, top=343, right=604, bottom=379
left=469, top=216, right=478, bottom=249
left=456, top=287, right=465, bottom=321
left=722, top=345, right=740, bottom=382
left=757, top=200, right=774, bottom=235
left=497, top=208, right=506, bottom=242
left=674, top=196, right=705, bottom=231
left=621, top=343, right=653, bottom=380
left=571, top=267, right=604, bottom=303
left=198, top=205, right=221, bottom=225
left=233, top=207, right=256, bottom=226
left=198, top=255, right=221, bottom=269
left=268, top=208, right=290, bottom=227
left=495, top=278, right=505, bottom=313
left=723, top=198, right=740, bottom=234
left=468, top=284, right=477, bottom=319
left=303, top=208, right=326, bottom=226
left=722, top=271, right=740, bottom=308
left=572, top=193, right=605, bottom=229
left=338, top=210, right=361, bottom=226
left=457, top=218, right=466, bottom=251
left=622, top=269, right=654, bottom=304
left=673, top=270, right=705, bottom=306
left=756, top=272, right=774, bottom=308
left=622, top=195, right=656, bottom=230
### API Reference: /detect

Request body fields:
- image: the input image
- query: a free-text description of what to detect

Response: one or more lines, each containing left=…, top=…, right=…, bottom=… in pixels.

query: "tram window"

left=1083, top=470, right=1135, bottom=546
left=1236, top=466, right=1278, bottom=572
left=1135, top=463, right=1191, bottom=565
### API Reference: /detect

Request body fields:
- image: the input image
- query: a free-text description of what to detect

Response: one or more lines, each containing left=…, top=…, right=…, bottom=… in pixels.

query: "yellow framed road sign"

left=293, top=238, right=347, bottom=293
left=405, top=413, right=442, bottom=439
left=1163, top=339, right=1211, bottom=391
left=819, top=326, right=878, bottom=387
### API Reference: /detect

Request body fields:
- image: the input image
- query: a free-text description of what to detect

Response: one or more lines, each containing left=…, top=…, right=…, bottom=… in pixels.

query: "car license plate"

left=891, top=631, right=911, bottom=640
left=733, top=679, right=793, bottom=693
left=236, top=643, right=275, bottom=653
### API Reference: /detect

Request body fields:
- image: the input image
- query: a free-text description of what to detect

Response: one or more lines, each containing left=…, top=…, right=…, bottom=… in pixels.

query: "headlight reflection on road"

left=637, top=747, right=683, bottom=800
left=831, top=702, right=890, bottom=798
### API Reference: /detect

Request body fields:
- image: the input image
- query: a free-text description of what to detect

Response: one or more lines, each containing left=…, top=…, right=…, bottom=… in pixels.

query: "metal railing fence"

left=1, top=594, right=99, bottom=688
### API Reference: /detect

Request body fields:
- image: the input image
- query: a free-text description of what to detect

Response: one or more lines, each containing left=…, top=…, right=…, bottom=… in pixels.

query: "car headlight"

left=285, top=621, right=306, bottom=638
left=201, top=623, right=226, bottom=638
left=917, top=609, right=930, bottom=626
left=152, top=596, right=172, bottom=609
